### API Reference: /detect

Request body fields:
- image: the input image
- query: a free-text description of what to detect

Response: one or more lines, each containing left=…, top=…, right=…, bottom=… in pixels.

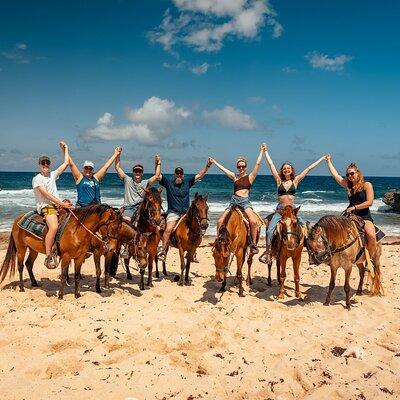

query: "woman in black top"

left=325, top=155, right=376, bottom=256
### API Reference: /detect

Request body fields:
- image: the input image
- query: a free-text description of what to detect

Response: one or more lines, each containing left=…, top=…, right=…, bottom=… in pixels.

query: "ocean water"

left=0, top=172, right=399, bottom=235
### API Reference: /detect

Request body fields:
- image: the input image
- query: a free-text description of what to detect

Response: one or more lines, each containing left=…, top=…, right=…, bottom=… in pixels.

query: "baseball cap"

left=174, top=166, right=184, bottom=174
left=38, top=155, right=51, bottom=163
left=132, top=164, right=144, bottom=172
left=83, top=161, right=95, bottom=169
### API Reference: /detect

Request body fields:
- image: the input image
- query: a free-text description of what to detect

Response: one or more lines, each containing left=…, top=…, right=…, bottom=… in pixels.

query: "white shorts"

left=166, top=211, right=182, bottom=224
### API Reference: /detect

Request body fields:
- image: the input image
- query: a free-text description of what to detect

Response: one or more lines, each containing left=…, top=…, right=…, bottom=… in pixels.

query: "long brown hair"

left=279, top=162, right=296, bottom=181
left=346, top=162, right=365, bottom=194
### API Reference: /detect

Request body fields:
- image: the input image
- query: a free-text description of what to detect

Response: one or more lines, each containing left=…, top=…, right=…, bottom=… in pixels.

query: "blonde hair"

left=346, top=162, right=365, bottom=194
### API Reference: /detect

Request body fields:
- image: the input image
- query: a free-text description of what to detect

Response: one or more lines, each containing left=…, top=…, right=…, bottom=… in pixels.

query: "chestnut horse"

left=110, top=187, right=163, bottom=290
left=266, top=205, right=304, bottom=300
left=169, top=193, right=209, bottom=286
left=0, top=205, right=121, bottom=299
left=212, top=207, right=258, bottom=296
left=307, top=215, right=383, bottom=310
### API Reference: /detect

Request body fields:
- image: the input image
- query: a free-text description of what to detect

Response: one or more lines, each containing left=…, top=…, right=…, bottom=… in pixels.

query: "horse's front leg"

left=74, top=258, right=84, bottom=298
left=293, top=252, right=303, bottom=300
left=277, top=256, right=287, bottom=299
left=58, top=258, right=70, bottom=300
left=324, top=264, right=338, bottom=306
left=147, top=255, right=154, bottom=288
left=267, top=260, right=272, bottom=286
left=246, top=253, right=253, bottom=287
left=184, top=250, right=195, bottom=286
left=93, top=250, right=102, bottom=293
left=236, top=249, right=245, bottom=297
left=344, top=267, right=352, bottom=310
left=178, top=247, right=185, bottom=286
left=356, top=263, right=365, bottom=295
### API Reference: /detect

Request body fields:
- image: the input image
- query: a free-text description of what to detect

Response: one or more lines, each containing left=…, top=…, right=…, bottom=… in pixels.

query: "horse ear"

left=306, top=221, right=312, bottom=231
left=158, top=187, right=163, bottom=193
left=294, top=206, right=301, bottom=215
left=204, top=193, right=208, bottom=201
left=194, top=192, right=199, bottom=198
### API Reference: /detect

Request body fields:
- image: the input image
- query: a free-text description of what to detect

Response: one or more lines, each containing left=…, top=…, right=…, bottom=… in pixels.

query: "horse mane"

left=314, top=215, right=353, bottom=247
left=214, top=226, right=230, bottom=251
left=74, top=204, right=111, bottom=223
left=139, top=187, right=162, bottom=218
left=186, top=194, right=206, bottom=228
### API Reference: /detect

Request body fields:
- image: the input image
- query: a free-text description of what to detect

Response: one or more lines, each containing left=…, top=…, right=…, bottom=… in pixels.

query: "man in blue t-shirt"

left=157, top=159, right=213, bottom=261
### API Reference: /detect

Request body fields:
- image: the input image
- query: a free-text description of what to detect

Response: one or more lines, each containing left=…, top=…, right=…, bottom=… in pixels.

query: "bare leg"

left=44, top=214, right=58, bottom=268
left=217, top=210, right=229, bottom=234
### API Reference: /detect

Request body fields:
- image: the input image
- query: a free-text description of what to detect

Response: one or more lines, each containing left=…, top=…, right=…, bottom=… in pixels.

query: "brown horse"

left=266, top=205, right=304, bottom=300
left=169, top=193, right=209, bottom=286
left=0, top=205, right=121, bottom=299
left=307, top=215, right=383, bottom=310
left=212, top=207, right=258, bottom=296
left=110, top=187, right=163, bottom=290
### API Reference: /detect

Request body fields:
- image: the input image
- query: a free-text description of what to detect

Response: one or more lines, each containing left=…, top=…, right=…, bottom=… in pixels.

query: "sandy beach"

left=0, top=233, right=399, bottom=400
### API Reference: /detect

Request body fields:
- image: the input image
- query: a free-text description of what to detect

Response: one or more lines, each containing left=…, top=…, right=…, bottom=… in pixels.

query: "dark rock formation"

left=382, top=190, right=400, bottom=212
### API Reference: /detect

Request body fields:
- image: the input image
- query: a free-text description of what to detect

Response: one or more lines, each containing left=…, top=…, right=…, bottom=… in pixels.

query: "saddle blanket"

left=18, top=210, right=70, bottom=241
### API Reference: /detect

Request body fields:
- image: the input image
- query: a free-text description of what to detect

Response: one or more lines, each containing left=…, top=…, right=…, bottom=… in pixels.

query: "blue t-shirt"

left=160, top=175, right=196, bottom=214
left=76, top=176, right=101, bottom=206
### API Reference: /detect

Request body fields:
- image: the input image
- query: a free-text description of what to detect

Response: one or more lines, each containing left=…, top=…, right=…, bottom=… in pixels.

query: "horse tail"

left=369, top=244, right=384, bottom=296
left=0, top=233, right=17, bottom=284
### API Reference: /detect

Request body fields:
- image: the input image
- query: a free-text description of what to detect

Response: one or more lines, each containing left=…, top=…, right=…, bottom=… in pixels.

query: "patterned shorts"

left=41, top=204, right=59, bottom=217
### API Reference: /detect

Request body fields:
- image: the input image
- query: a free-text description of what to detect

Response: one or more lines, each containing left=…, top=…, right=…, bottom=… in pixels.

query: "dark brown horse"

left=0, top=205, right=121, bottom=299
left=307, top=215, right=383, bottom=310
left=110, top=187, right=163, bottom=290
left=169, top=193, right=209, bottom=286
left=266, top=205, right=304, bottom=300
left=212, top=207, right=258, bottom=296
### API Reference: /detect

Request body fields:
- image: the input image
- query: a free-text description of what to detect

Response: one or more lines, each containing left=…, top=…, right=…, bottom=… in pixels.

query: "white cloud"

left=247, top=96, right=266, bottom=104
left=306, top=51, right=353, bottom=72
left=203, top=105, right=257, bottom=130
left=163, top=60, right=213, bottom=75
left=190, top=62, right=210, bottom=74
left=16, top=43, right=27, bottom=50
left=149, top=0, right=282, bottom=53
left=84, top=97, right=191, bottom=145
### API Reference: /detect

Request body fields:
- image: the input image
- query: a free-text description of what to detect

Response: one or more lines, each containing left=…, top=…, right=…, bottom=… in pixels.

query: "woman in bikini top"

left=259, top=143, right=326, bottom=264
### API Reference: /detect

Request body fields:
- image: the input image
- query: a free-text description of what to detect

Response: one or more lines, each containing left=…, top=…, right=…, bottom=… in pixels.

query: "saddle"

left=347, top=214, right=385, bottom=243
left=232, top=206, right=263, bottom=247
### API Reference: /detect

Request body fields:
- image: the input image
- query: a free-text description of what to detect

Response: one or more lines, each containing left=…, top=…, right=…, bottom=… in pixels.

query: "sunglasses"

left=84, top=166, right=93, bottom=171
left=40, top=161, right=50, bottom=166
left=175, top=172, right=183, bottom=176
left=133, top=169, right=143, bottom=173
left=346, top=171, right=356, bottom=177
left=237, top=165, right=246, bottom=169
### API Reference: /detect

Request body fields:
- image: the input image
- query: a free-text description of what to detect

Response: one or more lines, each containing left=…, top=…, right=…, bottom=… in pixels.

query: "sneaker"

left=249, top=244, right=259, bottom=255
left=258, top=251, right=270, bottom=264
left=44, top=255, right=57, bottom=270
left=157, top=251, right=166, bottom=262
left=121, top=246, right=130, bottom=259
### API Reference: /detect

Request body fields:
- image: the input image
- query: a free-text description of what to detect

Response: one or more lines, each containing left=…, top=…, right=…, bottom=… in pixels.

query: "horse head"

left=306, top=223, right=331, bottom=264
left=142, top=187, right=163, bottom=226
left=276, top=205, right=302, bottom=251
left=189, top=192, right=209, bottom=233
left=130, top=232, right=149, bottom=270
left=212, top=226, right=231, bottom=282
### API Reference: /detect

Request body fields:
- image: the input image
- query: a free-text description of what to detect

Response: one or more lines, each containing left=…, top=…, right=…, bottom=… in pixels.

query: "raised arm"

left=248, top=145, right=264, bottom=184
left=56, top=141, right=70, bottom=176
left=210, top=157, right=235, bottom=181
left=194, top=157, right=213, bottom=182
left=148, top=154, right=161, bottom=186
left=68, top=153, right=83, bottom=183
left=95, top=146, right=122, bottom=181
left=114, top=151, right=126, bottom=180
left=294, top=155, right=325, bottom=184
left=325, top=154, right=347, bottom=188
left=263, top=143, right=280, bottom=184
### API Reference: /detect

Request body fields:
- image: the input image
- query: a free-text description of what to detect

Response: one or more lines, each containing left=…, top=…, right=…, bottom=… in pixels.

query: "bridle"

left=188, top=200, right=209, bottom=235
left=212, top=239, right=233, bottom=274
left=141, top=197, right=162, bottom=227
left=278, top=218, right=303, bottom=250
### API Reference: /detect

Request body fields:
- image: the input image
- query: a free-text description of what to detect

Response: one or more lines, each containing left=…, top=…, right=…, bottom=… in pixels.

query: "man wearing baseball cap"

left=157, top=158, right=213, bottom=262
left=32, top=141, right=74, bottom=269
left=68, top=147, right=122, bottom=206
left=114, top=150, right=161, bottom=221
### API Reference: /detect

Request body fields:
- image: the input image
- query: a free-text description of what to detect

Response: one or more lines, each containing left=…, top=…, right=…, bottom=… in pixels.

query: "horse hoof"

left=127, top=275, right=133, bottom=281
left=178, top=281, right=184, bottom=286
left=19, top=287, right=25, bottom=292
left=75, top=293, right=81, bottom=299
left=356, top=290, right=363, bottom=296
left=148, top=283, right=154, bottom=288
left=184, top=280, right=191, bottom=286
left=296, top=293, right=304, bottom=301
left=219, top=288, right=226, bottom=293
left=163, top=271, right=169, bottom=277
left=58, top=294, right=63, bottom=300
left=239, top=292, right=245, bottom=298
left=323, top=301, right=330, bottom=306
left=96, top=288, right=102, bottom=294
left=155, top=272, right=160, bottom=278
left=32, top=282, right=39, bottom=287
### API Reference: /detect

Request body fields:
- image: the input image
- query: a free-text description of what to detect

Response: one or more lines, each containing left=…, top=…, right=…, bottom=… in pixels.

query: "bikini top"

left=234, top=175, right=251, bottom=192
left=278, top=180, right=296, bottom=196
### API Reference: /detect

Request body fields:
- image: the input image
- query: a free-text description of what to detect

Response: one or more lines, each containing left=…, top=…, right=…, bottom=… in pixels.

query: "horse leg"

left=58, top=258, right=69, bottom=300
left=184, top=251, right=193, bottom=286
left=25, top=248, right=39, bottom=288
left=17, top=245, right=27, bottom=292
left=356, top=264, right=365, bottom=295
left=155, top=256, right=160, bottom=278
left=293, top=255, right=303, bottom=300
left=246, top=253, right=253, bottom=287
left=125, top=257, right=133, bottom=280
left=219, top=277, right=227, bottom=292
left=139, top=268, right=145, bottom=290
left=237, top=249, right=245, bottom=297
left=344, top=267, right=352, bottom=310
left=93, top=250, right=102, bottom=294
left=276, top=258, right=281, bottom=286
left=267, top=260, right=272, bottom=286
left=74, top=259, right=83, bottom=299
left=277, top=257, right=287, bottom=299
left=178, top=247, right=186, bottom=286
left=162, top=260, right=168, bottom=276
left=324, top=265, right=338, bottom=306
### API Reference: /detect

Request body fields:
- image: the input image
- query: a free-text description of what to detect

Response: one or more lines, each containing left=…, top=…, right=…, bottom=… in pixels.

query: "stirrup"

left=258, top=251, right=270, bottom=264
left=157, top=251, right=166, bottom=262
left=44, top=255, right=57, bottom=270
left=249, top=244, right=259, bottom=255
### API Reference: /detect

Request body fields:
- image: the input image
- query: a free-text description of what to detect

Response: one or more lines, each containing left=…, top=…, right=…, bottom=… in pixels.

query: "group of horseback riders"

left=32, top=141, right=377, bottom=274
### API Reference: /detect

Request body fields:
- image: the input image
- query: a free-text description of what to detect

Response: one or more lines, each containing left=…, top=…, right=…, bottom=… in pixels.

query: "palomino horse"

left=266, top=205, right=304, bottom=300
left=110, top=187, right=163, bottom=290
left=212, top=207, right=258, bottom=296
left=307, top=215, right=383, bottom=310
left=0, top=205, right=121, bottom=299
left=168, top=193, right=209, bottom=286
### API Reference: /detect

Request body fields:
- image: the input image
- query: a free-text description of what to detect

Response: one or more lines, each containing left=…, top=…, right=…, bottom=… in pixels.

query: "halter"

left=278, top=218, right=303, bottom=250
left=188, top=201, right=209, bottom=235
left=212, top=240, right=233, bottom=275
left=141, top=197, right=162, bottom=227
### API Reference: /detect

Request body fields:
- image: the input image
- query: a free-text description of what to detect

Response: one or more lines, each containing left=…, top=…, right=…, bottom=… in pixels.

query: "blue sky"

left=0, top=0, right=399, bottom=176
